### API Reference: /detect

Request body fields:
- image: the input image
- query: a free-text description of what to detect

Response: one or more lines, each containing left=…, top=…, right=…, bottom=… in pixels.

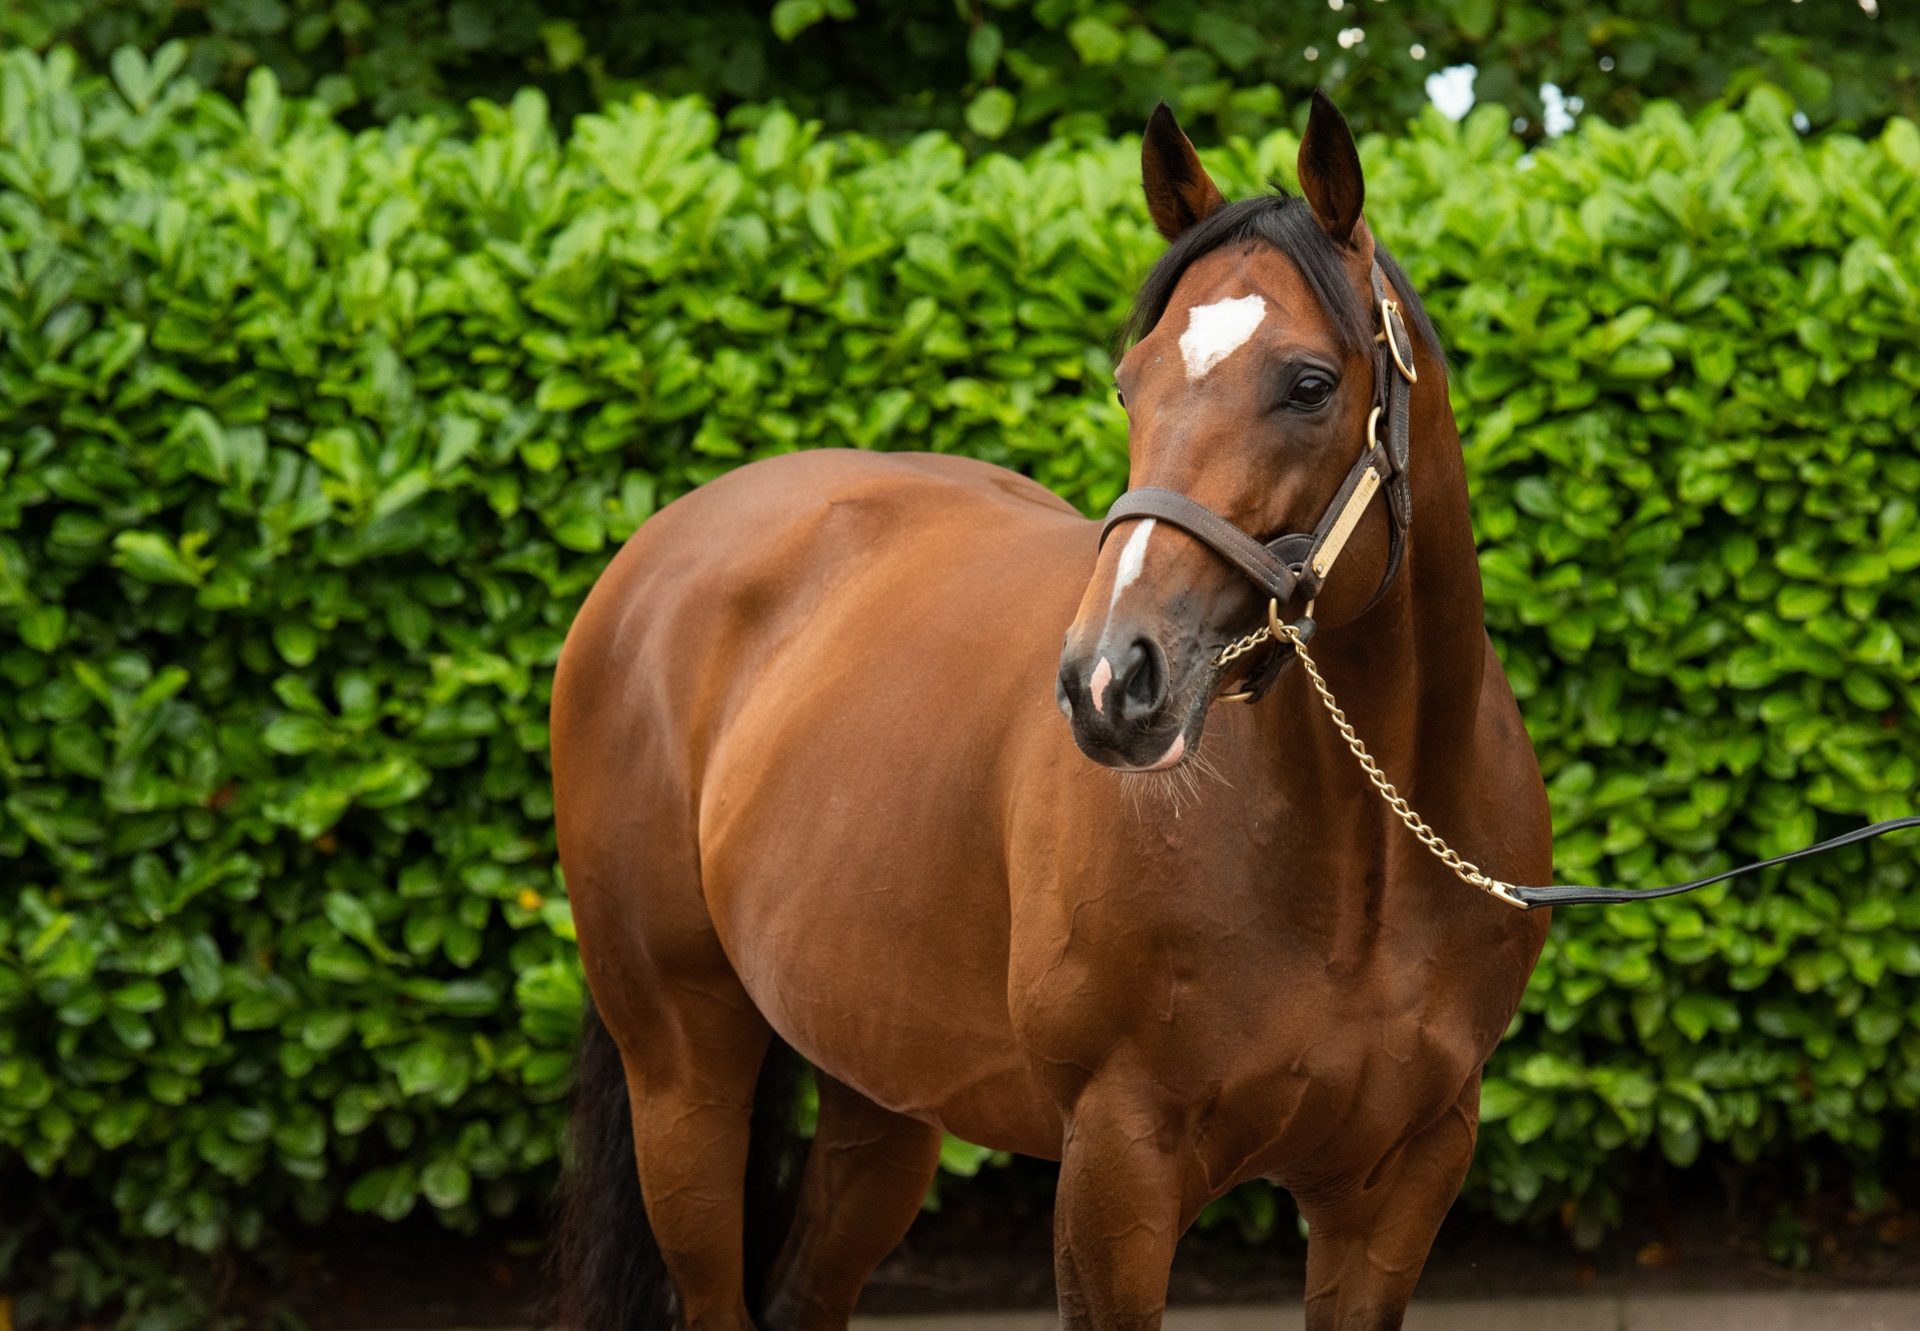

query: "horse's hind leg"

left=1295, top=1090, right=1478, bottom=1330
left=593, top=969, right=776, bottom=1331
left=761, top=1074, right=943, bottom=1331
left=570, top=821, right=782, bottom=1331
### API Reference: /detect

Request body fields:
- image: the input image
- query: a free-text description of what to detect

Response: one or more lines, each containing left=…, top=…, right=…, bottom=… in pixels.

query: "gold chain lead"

left=1214, top=623, right=1273, bottom=668
left=1273, top=622, right=1528, bottom=910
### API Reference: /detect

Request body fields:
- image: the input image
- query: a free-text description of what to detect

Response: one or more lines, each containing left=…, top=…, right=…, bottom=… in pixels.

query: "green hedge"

left=4, top=41, right=1920, bottom=1324
left=6, top=0, right=1915, bottom=142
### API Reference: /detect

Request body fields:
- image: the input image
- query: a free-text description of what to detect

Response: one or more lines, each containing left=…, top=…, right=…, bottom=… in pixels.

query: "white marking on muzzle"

left=1089, top=657, right=1113, bottom=715
left=1094, top=517, right=1158, bottom=669
left=1179, top=294, right=1267, bottom=380
left=1109, top=518, right=1155, bottom=609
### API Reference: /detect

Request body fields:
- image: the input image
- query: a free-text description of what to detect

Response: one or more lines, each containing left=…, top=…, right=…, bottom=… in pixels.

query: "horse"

left=549, top=91, right=1552, bottom=1331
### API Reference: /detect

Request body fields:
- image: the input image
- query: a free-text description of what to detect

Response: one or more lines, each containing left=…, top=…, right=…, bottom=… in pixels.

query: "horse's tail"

left=743, top=1032, right=808, bottom=1319
left=549, top=995, right=808, bottom=1331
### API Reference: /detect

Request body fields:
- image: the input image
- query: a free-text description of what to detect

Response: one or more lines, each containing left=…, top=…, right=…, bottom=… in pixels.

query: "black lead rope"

left=1508, top=815, right=1920, bottom=909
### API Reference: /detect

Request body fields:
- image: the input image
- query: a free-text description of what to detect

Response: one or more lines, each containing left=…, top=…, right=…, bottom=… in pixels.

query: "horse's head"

left=1059, top=92, right=1435, bottom=772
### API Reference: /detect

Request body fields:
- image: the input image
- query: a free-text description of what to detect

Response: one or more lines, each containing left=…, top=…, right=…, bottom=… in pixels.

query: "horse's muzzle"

left=1057, top=636, right=1194, bottom=770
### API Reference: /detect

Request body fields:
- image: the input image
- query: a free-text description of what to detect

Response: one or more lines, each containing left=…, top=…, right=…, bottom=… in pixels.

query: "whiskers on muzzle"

left=1114, top=741, right=1231, bottom=816
left=1109, top=672, right=1234, bottom=816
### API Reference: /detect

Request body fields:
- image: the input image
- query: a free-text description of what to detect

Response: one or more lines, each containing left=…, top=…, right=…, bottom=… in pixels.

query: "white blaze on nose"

left=1108, top=518, right=1156, bottom=610
left=1179, top=294, right=1267, bottom=380
left=1091, top=518, right=1155, bottom=714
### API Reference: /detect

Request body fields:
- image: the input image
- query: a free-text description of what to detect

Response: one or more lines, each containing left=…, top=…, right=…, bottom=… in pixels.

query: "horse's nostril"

left=1118, top=638, right=1165, bottom=720
left=1057, top=661, right=1084, bottom=709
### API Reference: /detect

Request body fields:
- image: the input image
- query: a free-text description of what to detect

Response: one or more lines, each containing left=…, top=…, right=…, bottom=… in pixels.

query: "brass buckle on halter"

left=1216, top=596, right=1313, bottom=704
left=1379, top=296, right=1418, bottom=383
left=1268, top=596, right=1313, bottom=640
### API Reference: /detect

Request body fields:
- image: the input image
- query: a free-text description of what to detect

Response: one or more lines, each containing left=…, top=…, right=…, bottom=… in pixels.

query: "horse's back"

left=566, top=449, right=1071, bottom=664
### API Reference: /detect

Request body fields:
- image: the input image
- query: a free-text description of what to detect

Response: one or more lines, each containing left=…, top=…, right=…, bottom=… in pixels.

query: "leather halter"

left=1098, top=262, right=1418, bottom=703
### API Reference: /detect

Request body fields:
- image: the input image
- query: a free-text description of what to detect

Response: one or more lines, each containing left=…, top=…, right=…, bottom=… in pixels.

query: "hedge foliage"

left=6, top=0, right=1915, bottom=143
left=4, top=41, right=1920, bottom=1324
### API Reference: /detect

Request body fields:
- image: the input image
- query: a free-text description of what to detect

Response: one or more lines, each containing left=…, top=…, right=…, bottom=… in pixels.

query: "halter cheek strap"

left=1098, top=260, right=1419, bottom=703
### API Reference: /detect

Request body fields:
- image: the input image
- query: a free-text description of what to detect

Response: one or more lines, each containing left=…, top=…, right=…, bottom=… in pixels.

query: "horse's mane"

left=1122, top=190, right=1443, bottom=366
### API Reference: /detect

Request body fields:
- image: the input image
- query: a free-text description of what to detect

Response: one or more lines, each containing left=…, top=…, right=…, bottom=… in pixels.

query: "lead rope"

left=1257, top=619, right=1920, bottom=910
left=1269, top=620, right=1529, bottom=910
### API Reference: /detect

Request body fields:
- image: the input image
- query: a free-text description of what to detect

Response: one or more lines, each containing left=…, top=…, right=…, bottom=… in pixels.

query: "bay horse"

left=551, top=92, right=1551, bottom=1331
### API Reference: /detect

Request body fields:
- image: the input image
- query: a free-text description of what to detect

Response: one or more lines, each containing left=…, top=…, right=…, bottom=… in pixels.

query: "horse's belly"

left=696, top=636, right=1069, bottom=1150
left=699, top=749, right=1064, bottom=1156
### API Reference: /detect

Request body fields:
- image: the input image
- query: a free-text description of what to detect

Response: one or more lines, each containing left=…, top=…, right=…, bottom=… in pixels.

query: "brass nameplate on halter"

left=1310, top=466, right=1382, bottom=580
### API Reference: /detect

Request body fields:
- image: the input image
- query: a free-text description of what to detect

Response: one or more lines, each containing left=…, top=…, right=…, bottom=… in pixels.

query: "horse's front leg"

left=1295, top=1085, right=1480, bottom=1331
left=1052, top=1079, right=1199, bottom=1331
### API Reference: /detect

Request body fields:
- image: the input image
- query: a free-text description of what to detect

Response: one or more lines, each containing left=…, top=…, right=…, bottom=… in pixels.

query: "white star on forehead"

left=1178, top=294, right=1267, bottom=380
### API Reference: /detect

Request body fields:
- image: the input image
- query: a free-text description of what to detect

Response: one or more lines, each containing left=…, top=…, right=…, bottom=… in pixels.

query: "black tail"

left=549, top=996, right=808, bottom=1331
left=743, top=1033, right=808, bottom=1318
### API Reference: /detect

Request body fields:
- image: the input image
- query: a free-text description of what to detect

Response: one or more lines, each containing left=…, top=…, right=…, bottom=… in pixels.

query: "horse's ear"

left=1142, top=102, right=1227, bottom=242
left=1297, top=89, right=1365, bottom=248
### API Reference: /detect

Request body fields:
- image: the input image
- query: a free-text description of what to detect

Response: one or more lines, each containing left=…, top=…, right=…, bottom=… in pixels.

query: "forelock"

left=1121, top=191, right=1442, bottom=367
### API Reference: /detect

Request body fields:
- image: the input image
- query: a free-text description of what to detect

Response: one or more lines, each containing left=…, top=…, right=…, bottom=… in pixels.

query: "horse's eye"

left=1115, top=388, right=1127, bottom=409
left=1289, top=374, right=1335, bottom=410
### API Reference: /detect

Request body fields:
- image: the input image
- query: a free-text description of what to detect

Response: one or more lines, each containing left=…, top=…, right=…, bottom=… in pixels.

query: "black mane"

left=1123, top=191, right=1442, bottom=364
